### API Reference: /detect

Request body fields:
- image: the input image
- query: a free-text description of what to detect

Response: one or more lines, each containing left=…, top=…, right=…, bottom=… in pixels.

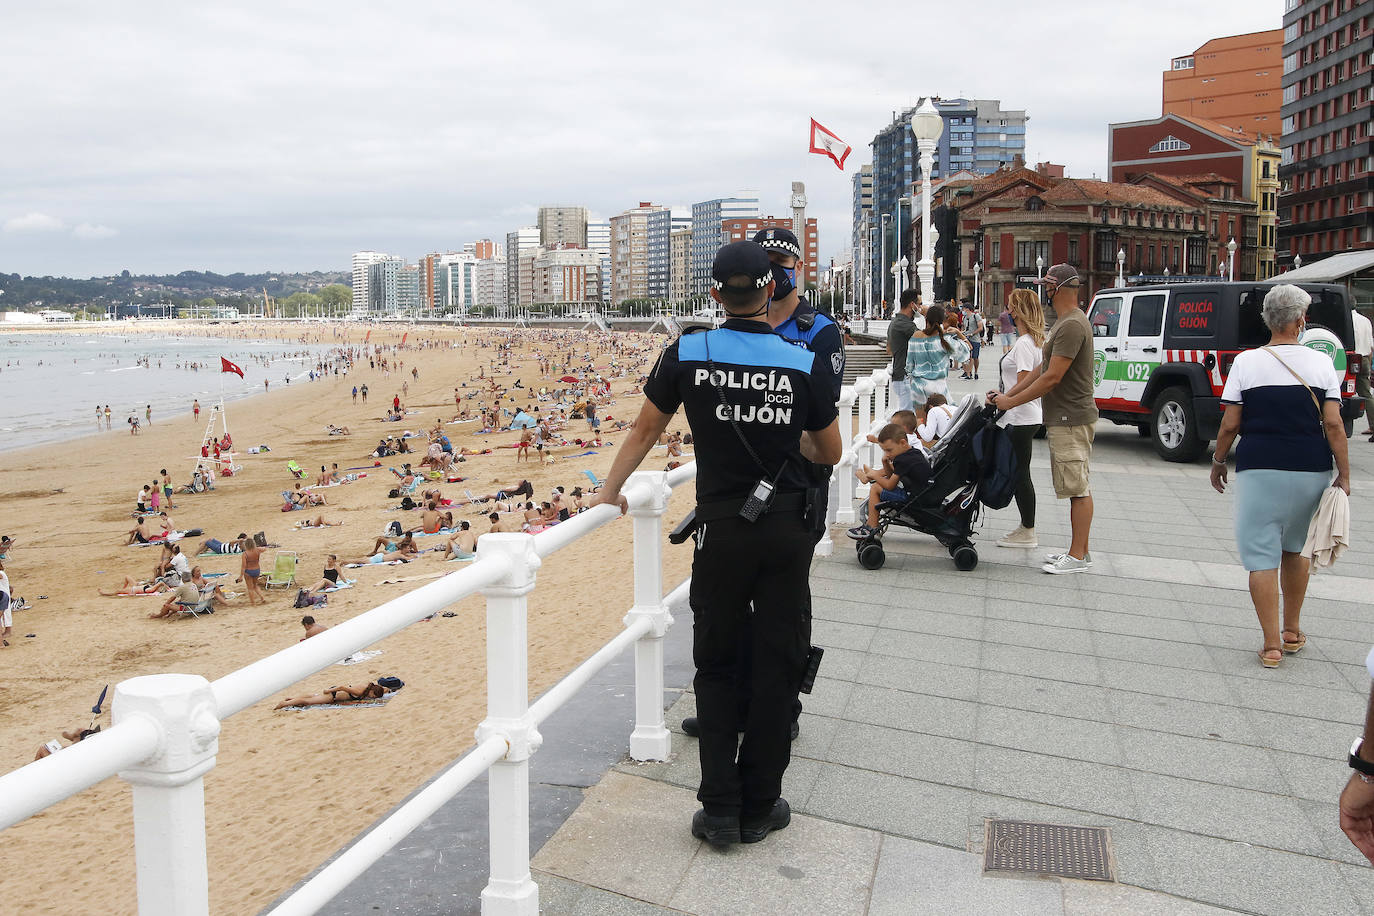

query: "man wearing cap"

left=591, top=241, right=842, bottom=847
left=887, top=290, right=919, bottom=411
left=989, top=264, right=1098, bottom=574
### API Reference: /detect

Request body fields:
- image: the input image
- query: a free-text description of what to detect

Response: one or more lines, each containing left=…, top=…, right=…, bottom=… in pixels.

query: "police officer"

left=679, top=226, right=845, bottom=742
left=591, top=241, right=841, bottom=846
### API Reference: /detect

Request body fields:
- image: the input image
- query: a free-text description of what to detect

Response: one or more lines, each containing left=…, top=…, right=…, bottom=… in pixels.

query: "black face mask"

left=770, top=263, right=796, bottom=301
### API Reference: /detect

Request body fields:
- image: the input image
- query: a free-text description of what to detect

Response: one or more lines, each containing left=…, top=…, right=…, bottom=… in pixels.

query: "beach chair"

left=174, top=593, right=215, bottom=618
left=286, top=460, right=305, bottom=479
left=264, top=551, right=298, bottom=589
left=582, top=469, right=604, bottom=492
left=398, top=477, right=420, bottom=497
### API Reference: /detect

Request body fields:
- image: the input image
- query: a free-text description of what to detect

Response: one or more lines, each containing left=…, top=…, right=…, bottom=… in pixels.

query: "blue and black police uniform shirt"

left=643, top=319, right=838, bottom=505
left=774, top=299, right=845, bottom=402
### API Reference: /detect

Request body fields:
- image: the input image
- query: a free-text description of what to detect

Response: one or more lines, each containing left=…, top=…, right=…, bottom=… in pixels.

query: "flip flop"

left=1282, top=631, right=1307, bottom=653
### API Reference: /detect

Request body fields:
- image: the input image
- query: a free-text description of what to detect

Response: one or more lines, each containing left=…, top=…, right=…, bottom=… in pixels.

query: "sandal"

left=1281, top=630, right=1307, bottom=654
left=1258, top=647, right=1283, bottom=668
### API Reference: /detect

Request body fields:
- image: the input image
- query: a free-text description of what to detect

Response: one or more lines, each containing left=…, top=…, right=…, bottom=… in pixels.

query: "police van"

left=1085, top=281, right=1363, bottom=462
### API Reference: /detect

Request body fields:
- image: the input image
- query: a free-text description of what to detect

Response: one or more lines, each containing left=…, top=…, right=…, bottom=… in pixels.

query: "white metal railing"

left=0, top=466, right=694, bottom=916
left=826, top=366, right=893, bottom=535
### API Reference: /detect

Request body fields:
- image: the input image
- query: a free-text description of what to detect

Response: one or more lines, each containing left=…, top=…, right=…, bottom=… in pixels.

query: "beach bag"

left=400, top=496, right=416, bottom=511
left=377, top=676, right=404, bottom=690
left=387, top=520, right=403, bottom=536
left=972, top=424, right=1018, bottom=510
left=388, top=488, right=401, bottom=499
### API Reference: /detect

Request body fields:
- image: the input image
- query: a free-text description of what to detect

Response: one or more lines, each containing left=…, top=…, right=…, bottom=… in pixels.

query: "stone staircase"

left=843, top=345, right=890, bottom=386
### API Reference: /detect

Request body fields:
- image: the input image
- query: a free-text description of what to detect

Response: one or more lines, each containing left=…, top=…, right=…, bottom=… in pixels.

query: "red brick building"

left=721, top=216, right=819, bottom=289
left=913, top=165, right=1260, bottom=314
left=1162, top=31, right=1284, bottom=132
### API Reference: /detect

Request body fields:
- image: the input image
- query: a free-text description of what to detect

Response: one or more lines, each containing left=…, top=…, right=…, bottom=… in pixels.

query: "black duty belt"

left=695, top=491, right=808, bottom=522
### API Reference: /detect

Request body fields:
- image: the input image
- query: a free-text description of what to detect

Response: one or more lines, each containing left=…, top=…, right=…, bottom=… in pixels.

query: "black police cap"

left=711, top=241, right=773, bottom=291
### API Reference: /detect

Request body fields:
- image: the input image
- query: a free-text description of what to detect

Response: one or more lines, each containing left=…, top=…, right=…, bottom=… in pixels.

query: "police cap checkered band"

left=752, top=227, right=802, bottom=259
left=711, top=241, right=773, bottom=290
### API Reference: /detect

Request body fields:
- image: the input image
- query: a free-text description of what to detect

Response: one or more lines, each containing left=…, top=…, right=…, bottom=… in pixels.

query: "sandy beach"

left=0, top=321, right=695, bottom=914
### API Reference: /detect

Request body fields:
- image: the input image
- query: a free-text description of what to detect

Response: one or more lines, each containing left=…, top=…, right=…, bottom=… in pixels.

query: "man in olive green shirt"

left=991, top=264, right=1097, bottom=574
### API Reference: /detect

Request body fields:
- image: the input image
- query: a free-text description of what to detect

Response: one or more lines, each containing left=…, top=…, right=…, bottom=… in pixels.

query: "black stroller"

left=852, top=394, right=999, bottom=572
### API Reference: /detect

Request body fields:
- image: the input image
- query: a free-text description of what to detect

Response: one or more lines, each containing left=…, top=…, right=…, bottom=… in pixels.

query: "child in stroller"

left=847, top=394, right=996, bottom=571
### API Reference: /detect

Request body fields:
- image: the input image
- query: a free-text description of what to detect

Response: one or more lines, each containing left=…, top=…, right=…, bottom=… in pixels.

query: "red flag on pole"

left=364, top=329, right=371, bottom=343
left=401, top=332, right=408, bottom=347
left=808, top=118, right=852, bottom=170
left=220, top=357, right=245, bottom=378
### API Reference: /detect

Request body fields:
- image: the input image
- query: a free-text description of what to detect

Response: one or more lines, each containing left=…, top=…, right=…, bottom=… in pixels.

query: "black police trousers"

left=690, top=510, right=812, bottom=818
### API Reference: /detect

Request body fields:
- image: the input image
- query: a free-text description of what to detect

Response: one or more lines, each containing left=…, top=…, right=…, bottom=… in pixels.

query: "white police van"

left=1085, top=281, right=1362, bottom=461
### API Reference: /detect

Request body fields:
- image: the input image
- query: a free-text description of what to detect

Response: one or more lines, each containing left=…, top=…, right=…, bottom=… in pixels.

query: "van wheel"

left=1151, top=387, right=1206, bottom=462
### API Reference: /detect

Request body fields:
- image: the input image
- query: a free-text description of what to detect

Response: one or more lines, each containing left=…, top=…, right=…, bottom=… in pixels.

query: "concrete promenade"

left=307, top=379, right=1374, bottom=915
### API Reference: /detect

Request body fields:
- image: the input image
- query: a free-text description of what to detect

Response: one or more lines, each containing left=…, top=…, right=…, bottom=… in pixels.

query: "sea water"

left=0, top=331, right=335, bottom=452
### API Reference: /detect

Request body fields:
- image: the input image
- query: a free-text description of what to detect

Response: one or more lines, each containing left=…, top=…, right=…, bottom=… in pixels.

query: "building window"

left=1148, top=136, right=1192, bottom=153
left=1068, top=239, right=1079, bottom=264
left=990, top=239, right=1001, bottom=264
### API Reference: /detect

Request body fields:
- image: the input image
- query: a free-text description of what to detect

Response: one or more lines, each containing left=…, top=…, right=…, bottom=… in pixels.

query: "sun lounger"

left=264, top=551, right=298, bottom=589
left=582, top=469, right=604, bottom=491
left=172, top=594, right=214, bottom=618
left=286, top=460, right=305, bottom=479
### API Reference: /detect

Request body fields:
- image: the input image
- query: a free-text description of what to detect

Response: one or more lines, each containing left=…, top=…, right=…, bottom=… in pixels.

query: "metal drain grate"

left=983, top=820, right=1115, bottom=882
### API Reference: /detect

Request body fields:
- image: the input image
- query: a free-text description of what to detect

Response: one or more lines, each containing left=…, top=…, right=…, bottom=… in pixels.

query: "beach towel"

left=337, top=649, right=383, bottom=666
left=323, top=579, right=357, bottom=592
left=130, top=531, right=186, bottom=547
left=276, top=690, right=398, bottom=711
left=1302, top=486, right=1350, bottom=569
left=447, top=552, right=477, bottom=562
left=343, top=559, right=407, bottom=568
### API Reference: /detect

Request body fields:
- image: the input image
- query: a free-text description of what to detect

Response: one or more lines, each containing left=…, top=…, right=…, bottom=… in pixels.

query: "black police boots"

left=740, top=799, right=791, bottom=844
left=690, top=809, right=741, bottom=847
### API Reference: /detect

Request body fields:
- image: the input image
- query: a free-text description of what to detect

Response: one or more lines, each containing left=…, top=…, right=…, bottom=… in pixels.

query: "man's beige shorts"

left=1047, top=424, right=1094, bottom=499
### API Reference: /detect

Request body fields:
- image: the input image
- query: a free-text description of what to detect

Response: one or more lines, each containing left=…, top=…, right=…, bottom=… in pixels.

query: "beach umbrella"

left=92, top=684, right=109, bottom=716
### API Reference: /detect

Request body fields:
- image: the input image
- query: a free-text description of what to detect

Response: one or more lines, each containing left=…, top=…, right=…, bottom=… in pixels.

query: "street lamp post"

left=1117, top=248, right=1126, bottom=287
left=1294, top=252, right=1303, bottom=271
left=1036, top=255, right=1044, bottom=282
left=973, top=262, right=981, bottom=315
left=895, top=197, right=911, bottom=301
left=880, top=213, right=890, bottom=314
left=910, top=98, right=943, bottom=303
left=930, top=227, right=940, bottom=300
left=1227, top=237, right=1238, bottom=282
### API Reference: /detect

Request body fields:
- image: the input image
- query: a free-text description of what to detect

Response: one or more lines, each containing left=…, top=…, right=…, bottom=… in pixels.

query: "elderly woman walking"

left=1210, top=285, right=1351, bottom=668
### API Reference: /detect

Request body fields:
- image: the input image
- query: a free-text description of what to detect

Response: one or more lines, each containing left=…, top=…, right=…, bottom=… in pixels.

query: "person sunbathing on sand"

left=190, top=567, right=230, bottom=604
left=99, top=576, right=171, bottom=596
left=292, top=483, right=326, bottom=507
left=362, top=532, right=418, bottom=558
left=35, top=725, right=101, bottom=761
left=148, top=573, right=202, bottom=619
left=295, top=515, right=342, bottom=528
left=302, top=555, right=343, bottom=593
left=316, top=464, right=338, bottom=486
left=197, top=534, right=247, bottom=555
left=442, top=521, right=478, bottom=559
left=124, top=517, right=157, bottom=545
left=273, top=682, right=388, bottom=709
left=300, top=615, right=329, bottom=638
left=413, top=502, right=445, bottom=535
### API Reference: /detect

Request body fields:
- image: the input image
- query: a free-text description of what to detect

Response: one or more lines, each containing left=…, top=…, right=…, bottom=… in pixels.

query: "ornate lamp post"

left=1036, top=254, right=1044, bottom=282
left=973, top=261, right=982, bottom=315
left=1294, top=252, right=1303, bottom=270
left=910, top=99, right=943, bottom=301
left=1117, top=248, right=1126, bottom=287
left=1227, top=237, right=1238, bottom=282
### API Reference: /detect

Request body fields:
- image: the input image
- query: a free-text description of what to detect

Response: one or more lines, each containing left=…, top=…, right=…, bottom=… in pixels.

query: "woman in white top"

left=992, top=289, right=1046, bottom=548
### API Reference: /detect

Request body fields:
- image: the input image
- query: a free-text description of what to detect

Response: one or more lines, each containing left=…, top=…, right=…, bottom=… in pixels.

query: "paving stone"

left=1137, top=822, right=1358, bottom=916
left=984, top=598, right=1092, bottom=630
left=1090, top=630, right=1219, bottom=672
left=802, top=761, right=974, bottom=848
left=1291, top=797, right=1374, bottom=869
left=977, top=670, right=1112, bottom=721
left=531, top=771, right=702, bottom=908
left=976, top=706, right=1124, bottom=766
left=880, top=603, right=986, bottom=640
left=865, top=626, right=983, bottom=668
left=1127, top=770, right=1325, bottom=856
left=978, top=642, right=1104, bottom=688
left=1229, top=674, right=1361, bottom=722
left=1106, top=690, right=1257, bottom=744
left=533, top=872, right=681, bottom=915
left=973, top=746, right=1138, bottom=819
left=1060, top=880, right=1250, bottom=915
left=855, top=651, right=980, bottom=702
left=981, top=618, right=1095, bottom=654
left=1088, top=608, right=1202, bottom=643
left=811, top=596, right=887, bottom=628
left=823, top=719, right=978, bottom=788
left=1103, top=659, right=1242, bottom=705
left=797, top=676, right=853, bottom=719
left=868, top=834, right=1065, bottom=916
left=1114, top=728, right=1283, bottom=792
left=810, top=618, right=876, bottom=653
left=843, top=682, right=980, bottom=741
left=1269, top=747, right=1353, bottom=803
left=666, top=808, right=881, bottom=916
left=1243, top=707, right=1361, bottom=757
left=810, top=645, right=864, bottom=682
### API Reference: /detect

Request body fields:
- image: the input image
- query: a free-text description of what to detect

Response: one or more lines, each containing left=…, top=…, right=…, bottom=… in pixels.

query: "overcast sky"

left=2, top=1, right=1283, bottom=279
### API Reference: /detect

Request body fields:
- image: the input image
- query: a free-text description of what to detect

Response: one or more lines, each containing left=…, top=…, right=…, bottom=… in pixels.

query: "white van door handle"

left=1141, top=346, right=1158, bottom=353
left=1104, top=346, right=1118, bottom=353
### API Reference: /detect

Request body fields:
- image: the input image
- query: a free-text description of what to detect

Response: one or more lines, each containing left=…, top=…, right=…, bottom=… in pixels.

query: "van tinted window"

left=1308, top=289, right=1354, bottom=347
left=1237, top=290, right=1268, bottom=348
left=1090, top=297, right=1121, bottom=337
left=1128, top=295, right=1166, bottom=336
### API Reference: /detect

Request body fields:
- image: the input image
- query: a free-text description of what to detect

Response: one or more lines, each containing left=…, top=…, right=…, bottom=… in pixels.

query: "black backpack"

left=971, top=423, right=1019, bottom=510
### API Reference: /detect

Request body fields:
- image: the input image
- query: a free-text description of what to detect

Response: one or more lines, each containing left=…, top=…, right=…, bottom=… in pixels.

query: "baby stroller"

left=852, top=394, right=998, bottom=572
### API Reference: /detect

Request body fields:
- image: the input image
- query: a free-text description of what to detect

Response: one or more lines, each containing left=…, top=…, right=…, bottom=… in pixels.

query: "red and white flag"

left=809, top=118, right=851, bottom=170
left=220, top=356, right=245, bottom=378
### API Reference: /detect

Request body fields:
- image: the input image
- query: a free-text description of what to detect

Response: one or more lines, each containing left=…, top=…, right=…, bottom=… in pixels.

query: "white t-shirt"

left=997, top=333, right=1044, bottom=428
left=917, top=404, right=956, bottom=444
left=169, top=553, right=191, bottom=577
left=1353, top=310, right=1373, bottom=359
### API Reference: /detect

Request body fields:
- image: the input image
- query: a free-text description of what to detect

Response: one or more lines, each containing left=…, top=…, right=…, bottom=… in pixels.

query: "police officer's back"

left=591, top=241, right=841, bottom=847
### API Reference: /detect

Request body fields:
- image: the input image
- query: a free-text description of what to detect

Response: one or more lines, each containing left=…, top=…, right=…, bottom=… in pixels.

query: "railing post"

left=833, top=391, right=856, bottom=526
left=623, top=470, right=674, bottom=760
left=114, top=674, right=220, bottom=916
left=476, top=534, right=543, bottom=916
left=853, top=379, right=874, bottom=503
left=872, top=368, right=888, bottom=422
